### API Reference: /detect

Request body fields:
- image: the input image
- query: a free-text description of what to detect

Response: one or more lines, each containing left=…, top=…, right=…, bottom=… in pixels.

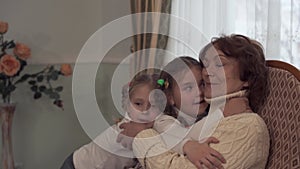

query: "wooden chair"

left=259, top=60, right=300, bottom=169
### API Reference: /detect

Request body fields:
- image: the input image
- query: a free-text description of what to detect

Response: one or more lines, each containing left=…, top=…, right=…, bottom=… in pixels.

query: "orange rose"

left=0, top=54, right=21, bottom=76
left=13, top=43, right=31, bottom=60
left=60, top=64, right=72, bottom=76
left=0, top=21, right=8, bottom=34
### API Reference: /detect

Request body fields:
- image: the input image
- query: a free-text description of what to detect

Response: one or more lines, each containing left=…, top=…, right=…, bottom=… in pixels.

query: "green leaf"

left=31, top=85, right=38, bottom=92
left=49, top=92, right=60, bottom=99
left=7, top=40, right=15, bottom=49
left=30, top=74, right=38, bottom=78
left=37, top=75, right=44, bottom=82
left=1, top=83, right=16, bottom=94
left=49, top=66, right=54, bottom=72
left=19, top=59, right=27, bottom=67
left=43, top=88, right=53, bottom=94
left=39, top=85, right=46, bottom=92
left=28, top=80, right=36, bottom=85
left=50, top=71, right=59, bottom=81
left=34, top=92, right=42, bottom=99
left=2, top=88, right=9, bottom=96
left=0, top=74, right=7, bottom=80
left=55, top=86, right=63, bottom=92
left=14, top=74, right=30, bottom=84
left=0, top=81, right=5, bottom=93
left=46, top=75, right=51, bottom=81
left=7, top=85, right=16, bottom=92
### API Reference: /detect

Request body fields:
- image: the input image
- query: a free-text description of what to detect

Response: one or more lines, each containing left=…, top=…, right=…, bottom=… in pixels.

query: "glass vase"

left=0, top=103, right=16, bottom=169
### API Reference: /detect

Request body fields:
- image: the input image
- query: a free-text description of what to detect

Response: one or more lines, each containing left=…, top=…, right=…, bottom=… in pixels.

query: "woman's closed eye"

left=202, top=61, right=225, bottom=68
left=216, top=63, right=224, bottom=67
left=183, top=85, right=193, bottom=92
left=214, top=59, right=226, bottom=67
left=216, top=56, right=228, bottom=67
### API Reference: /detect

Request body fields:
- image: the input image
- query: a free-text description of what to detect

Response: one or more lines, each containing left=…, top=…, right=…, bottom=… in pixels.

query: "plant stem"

left=0, top=34, right=3, bottom=45
left=31, top=66, right=49, bottom=77
left=0, top=34, right=5, bottom=53
left=7, top=78, right=12, bottom=103
left=3, top=78, right=8, bottom=103
left=46, top=72, right=53, bottom=90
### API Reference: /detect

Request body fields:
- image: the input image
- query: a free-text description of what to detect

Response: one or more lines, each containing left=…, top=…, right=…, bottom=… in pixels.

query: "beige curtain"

left=130, top=0, right=171, bottom=76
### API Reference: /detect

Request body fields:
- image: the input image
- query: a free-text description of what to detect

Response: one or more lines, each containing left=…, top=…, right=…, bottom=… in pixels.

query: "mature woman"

left=119, top=34, right=270, bottom=169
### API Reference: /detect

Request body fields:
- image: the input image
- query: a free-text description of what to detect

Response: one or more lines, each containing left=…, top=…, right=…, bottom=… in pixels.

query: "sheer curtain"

left=167, top=0, right=300, bottom=68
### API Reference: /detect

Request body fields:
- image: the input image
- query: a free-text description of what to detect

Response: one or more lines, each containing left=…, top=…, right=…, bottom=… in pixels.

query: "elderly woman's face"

left=201, top=47, right=248, bottom=98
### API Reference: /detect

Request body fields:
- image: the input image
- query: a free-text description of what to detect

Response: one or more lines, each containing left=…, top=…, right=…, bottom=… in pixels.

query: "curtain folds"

left=130, top=0, right=171, bottom=76
left=168, top=0, right=300, bottom=68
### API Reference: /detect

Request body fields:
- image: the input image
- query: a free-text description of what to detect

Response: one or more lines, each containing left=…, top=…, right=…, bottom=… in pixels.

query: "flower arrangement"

left=0, top=20, right=72, bottom=109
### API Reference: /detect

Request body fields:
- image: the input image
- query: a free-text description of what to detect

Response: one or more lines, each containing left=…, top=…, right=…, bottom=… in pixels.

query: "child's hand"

left=116, top=121, right=154, bottom=149
left=183, top=137, right=226, bottom=169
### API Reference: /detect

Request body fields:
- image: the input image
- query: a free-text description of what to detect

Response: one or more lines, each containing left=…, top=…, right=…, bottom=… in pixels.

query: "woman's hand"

left=116, top=121, right=154, bottom=149
left=183, top=137, right=226, bottom=169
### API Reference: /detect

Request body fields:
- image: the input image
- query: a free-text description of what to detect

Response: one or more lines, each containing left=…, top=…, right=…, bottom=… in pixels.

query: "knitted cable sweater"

left=133, top=113, right=270, bottom=169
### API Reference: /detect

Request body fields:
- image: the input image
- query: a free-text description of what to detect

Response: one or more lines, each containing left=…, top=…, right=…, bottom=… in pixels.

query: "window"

left=167, top=0, right=300, bottom=68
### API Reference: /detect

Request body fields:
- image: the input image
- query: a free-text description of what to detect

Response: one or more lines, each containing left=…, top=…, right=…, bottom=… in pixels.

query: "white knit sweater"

left=133, top=113, right=270, bottom=169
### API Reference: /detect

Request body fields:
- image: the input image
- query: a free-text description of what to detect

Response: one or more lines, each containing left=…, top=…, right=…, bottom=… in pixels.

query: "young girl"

left=118, top=57, right=220, bottom=155
left=121, top=35, right=270, bottom=169
left=60, top=68, right=182, bottom=169
left=159, top=56, right=209, bottom=125
left=61, top=57, right=215, bottom=169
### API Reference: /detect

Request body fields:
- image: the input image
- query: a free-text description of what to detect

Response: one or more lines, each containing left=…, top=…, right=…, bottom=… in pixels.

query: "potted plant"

left=0, top=20, right=72, bottom=169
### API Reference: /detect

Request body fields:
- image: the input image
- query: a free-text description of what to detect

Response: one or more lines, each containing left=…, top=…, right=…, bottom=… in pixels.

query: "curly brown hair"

left=199, top=34, right=269, bottom=113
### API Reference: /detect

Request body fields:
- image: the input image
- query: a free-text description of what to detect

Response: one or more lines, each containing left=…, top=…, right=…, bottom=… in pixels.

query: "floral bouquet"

left=0, top=20, right=72, bottom=109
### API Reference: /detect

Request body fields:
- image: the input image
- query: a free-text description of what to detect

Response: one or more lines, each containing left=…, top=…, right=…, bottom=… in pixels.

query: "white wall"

left=0, top=0, right=131, bottom=64
left=0, top=0, right=131, bottom=168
